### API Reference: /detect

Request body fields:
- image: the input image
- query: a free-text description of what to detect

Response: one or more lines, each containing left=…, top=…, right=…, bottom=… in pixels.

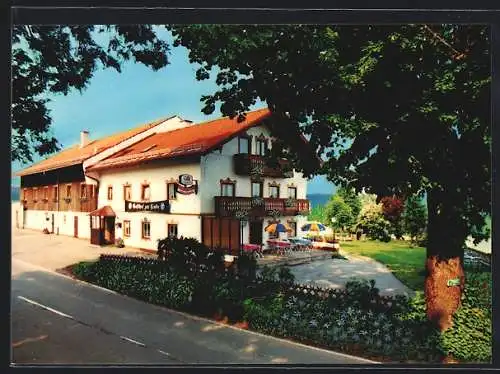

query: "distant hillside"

left=11, top=186, right=20, bottom=201
left=307, top=193, right=332, bottom=208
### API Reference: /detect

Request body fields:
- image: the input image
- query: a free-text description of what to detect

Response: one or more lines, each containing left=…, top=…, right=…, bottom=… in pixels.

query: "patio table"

left=242, top=243, right=263, bottom=257
left=267, top=239, right=292, bottom=255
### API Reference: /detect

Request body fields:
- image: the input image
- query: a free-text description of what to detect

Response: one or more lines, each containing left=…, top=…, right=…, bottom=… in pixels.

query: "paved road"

left=11, top=259, right=376, bottom=365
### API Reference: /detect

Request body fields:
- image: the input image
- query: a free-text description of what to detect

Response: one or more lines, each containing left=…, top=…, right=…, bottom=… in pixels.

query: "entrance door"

left=74, top=216, right=78, bottom=238
left=51, top=214, right=55, bottom=233
left=249, top=220, right=263, bottom=245
left=104, top=217, right=115, bottom=244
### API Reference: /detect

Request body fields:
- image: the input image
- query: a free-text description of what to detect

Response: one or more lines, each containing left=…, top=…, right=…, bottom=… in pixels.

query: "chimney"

left=80, top=130, right=89, bottom=148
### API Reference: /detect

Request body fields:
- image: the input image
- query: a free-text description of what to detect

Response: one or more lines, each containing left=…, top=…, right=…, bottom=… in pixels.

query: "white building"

left=16, top=108, right=312, bottom=253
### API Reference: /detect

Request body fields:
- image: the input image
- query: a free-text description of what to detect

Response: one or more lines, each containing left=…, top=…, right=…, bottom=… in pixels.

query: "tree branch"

left=422, top=25, right=466, bottom=61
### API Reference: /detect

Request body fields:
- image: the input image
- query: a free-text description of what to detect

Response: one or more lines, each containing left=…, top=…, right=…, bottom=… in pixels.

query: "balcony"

left=214, top=196, right=310, bottom=218
left=233, top=153, right=293, bottom=178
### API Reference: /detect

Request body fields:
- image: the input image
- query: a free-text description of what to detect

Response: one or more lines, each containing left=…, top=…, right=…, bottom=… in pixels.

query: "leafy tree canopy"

left=169, top=24, right=490, bottom=245
left=12, top=25, right=170, bottom=163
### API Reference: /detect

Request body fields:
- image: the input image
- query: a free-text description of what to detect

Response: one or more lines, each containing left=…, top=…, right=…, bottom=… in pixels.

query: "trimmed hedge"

left=73, top=253, right=491, bottom=363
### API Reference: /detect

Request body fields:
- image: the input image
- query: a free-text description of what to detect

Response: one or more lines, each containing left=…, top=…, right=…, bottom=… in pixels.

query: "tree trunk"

left=425, top=189, right=467, bottom=332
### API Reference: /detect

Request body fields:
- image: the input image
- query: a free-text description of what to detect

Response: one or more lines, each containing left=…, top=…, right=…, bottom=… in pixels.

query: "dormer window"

left=238, top=135, right=250, bottom=154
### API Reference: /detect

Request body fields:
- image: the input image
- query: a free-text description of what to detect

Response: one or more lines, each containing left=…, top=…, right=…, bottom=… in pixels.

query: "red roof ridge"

left=15, top=115, right=174, bottom=176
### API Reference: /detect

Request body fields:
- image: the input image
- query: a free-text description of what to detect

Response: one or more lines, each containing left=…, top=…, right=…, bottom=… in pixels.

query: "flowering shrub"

left=73, top=255, right=491, bottom=363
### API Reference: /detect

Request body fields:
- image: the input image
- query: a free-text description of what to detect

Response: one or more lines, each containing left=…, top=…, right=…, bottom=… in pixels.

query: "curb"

left=12, top=258, right=380, bottom=364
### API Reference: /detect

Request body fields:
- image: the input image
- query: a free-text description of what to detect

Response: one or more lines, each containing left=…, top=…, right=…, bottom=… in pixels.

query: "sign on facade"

left=125, top=200, right=171, bottom=213
left=177, top=174, right=198, bottom=195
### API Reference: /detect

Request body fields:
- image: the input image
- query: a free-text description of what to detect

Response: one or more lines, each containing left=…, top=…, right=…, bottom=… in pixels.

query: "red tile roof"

left=16, top=117, right=171, bottom=177
left=88, top=205, right=116, bottom=217
left=88, top=108, right=272, bottom=171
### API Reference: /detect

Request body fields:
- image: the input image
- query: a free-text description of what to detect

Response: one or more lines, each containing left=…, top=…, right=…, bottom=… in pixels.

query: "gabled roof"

left=15, top=117, right=171, bottom=177
left=88, top=108, right=272, bottom=171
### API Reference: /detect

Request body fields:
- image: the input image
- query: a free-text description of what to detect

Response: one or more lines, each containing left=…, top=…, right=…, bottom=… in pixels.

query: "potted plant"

left=284, top=197, right=296, bottom=208
left=251, top=196, right=264, bottom=207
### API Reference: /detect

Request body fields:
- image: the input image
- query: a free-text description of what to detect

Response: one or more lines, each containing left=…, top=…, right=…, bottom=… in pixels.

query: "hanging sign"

left=125, top=200, right=171, bottom=213
left=177, top=174, right=199, bottom=195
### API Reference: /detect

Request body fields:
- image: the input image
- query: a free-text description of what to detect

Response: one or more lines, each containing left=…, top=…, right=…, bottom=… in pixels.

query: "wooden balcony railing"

left=233, top=153, right=293, bottom=178
left=214, top=196, right=310, bottom=218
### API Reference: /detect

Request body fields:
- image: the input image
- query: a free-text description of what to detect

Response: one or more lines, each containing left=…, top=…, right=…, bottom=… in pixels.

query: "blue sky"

left=11, top=27, right=335, bottom=195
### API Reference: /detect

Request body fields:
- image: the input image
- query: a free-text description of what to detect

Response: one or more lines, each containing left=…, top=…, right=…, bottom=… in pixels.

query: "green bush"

left=73, top=254, right=491, bottom=363
left=438, top=271, right=492, bottom=362
left=157, top=236, right=225, bottom=277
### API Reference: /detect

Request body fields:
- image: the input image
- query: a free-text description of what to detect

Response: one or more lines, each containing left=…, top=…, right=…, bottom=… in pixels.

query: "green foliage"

left=358, top=208, right=392, bottom=242
left=439, top=273, right=492, bottom=362
left=12, top=25, right=169, bottom=163
left=325, top=194, right=354, bottom=232
left=308, top=204, right=327, bottom=223
left=74, top=254, right=491, bottom=363
left=157, top=236, right=225, bottom=277
left=403, top=195, right=428, bottom=244
left=338, top=187, right=362, bottom=222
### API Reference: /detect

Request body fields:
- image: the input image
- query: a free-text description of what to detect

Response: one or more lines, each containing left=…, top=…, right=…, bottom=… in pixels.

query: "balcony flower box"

left=63, top=197, right=72, bottom=203
left=284, top=197, right=296, bottom=208
left=251, top=197, right=264, bottom=207
left=80, top=197, right=89, bottom=202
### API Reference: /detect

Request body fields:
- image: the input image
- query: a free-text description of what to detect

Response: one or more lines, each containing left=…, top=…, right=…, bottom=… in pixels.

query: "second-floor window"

left=80, top=184, right=87, bottom=199
left=269, top=185, right=280, bottom=198
left=33, top=188, right=38, bottom=202
left=256, top=138, right=267, bottom=156
left=66, top=185, right=72, bottom=198
left=167, top=183, right=177, bottom=200
left=287, top=186, right=297, bottom=199
left=251, top=181, right=263, bottom=197
left=221, top=182, right=235, bottom=197
left=238, top=136, right=250, bottom=154
left=123, top=185, right=132, bottom=201
left=43, top=187, right=48, bottom=200
left=107, top=186, right=113, bottom=200
left=141, top=184, right=151, bottom=201
left=53, top=186, right=58, bottom=201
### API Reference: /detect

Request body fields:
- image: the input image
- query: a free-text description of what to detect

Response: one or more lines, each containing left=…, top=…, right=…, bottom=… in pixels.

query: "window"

left=53, top=186, right=58, bottom=201
left=256, top=138, right=267, bottom=156
left=43, top=187, right=48, bottom=200
left=123, top=185, right=132, bottom=201
left=221, top=182, right=235, bottom=197
left=269, top=185, right=280, bottom=198
left=167, top=224, right=178, bottom=238
left=167, top=183, right=177, bottom=200
left=80, top=184, right=87, bottom=199
left=33, top=188, right=38, bottom=201
left=66, top=185, right=72, bottom=198
left=123, top=220, right=131, bottom=237
left=141, top=184, right=151, bottom=201
left=287, top=186, right=297, bottom=199
left=251, top=181, right=263, bottom=197
left=107, top=186, right=113, bottom=200
left=142, top=220, right=151, bottom=239
left=89, top=185, right=94, bottom=198
left=238, top=136, right=250, bottom=154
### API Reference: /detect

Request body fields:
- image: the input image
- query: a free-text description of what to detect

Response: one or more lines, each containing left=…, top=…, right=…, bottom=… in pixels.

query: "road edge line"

left=17, top=295, right=74, bottom=320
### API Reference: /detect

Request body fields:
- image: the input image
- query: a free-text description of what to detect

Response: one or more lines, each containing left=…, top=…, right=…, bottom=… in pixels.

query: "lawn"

left=340, top=240, right=426, bottom=291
